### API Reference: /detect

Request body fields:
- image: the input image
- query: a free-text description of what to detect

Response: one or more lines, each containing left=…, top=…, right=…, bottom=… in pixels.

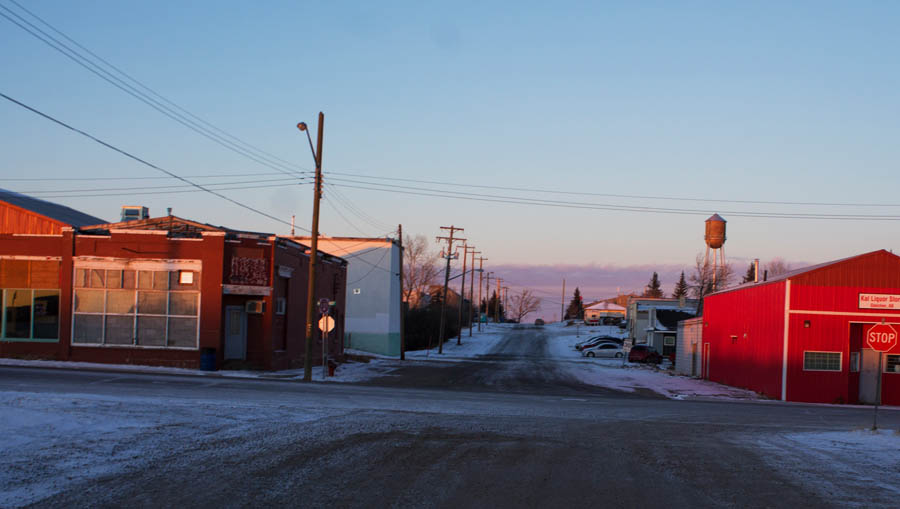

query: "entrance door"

left=859, top=349, right=881, bottom=404
left=691, top=343, right=698, bottom=377
left=702, top=343, right=710, bottom=379
left=224, top=305, right=247, bottom=360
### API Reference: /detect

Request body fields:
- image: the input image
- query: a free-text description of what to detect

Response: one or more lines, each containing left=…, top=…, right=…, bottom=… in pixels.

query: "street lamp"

left=296, top=113, right=324, bottom=382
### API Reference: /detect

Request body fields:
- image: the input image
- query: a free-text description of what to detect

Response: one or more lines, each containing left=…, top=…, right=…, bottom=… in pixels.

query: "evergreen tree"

left=485, top=291, right=506, bottom=322
left=742, top=262, right=756, bottom=283
left=672, top=271, right=688, bottom=298
left=642, top=272, right=664, bottom=298
left=565, top=287, right=584, bottom=320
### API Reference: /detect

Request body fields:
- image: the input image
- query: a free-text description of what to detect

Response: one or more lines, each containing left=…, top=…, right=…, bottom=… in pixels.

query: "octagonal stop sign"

left=866, top=323, right=898, bottom=352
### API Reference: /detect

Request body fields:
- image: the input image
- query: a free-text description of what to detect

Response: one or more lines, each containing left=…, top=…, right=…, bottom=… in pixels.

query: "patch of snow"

left=748, top=428, right=900, bottom=505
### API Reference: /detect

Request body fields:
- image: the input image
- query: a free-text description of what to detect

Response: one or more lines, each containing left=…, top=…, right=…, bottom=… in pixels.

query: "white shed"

left=676, top=317, right=703, bottom=377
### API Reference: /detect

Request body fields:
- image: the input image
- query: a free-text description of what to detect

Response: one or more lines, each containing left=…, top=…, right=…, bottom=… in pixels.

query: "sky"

left=2, top=1, right=900, bottom=317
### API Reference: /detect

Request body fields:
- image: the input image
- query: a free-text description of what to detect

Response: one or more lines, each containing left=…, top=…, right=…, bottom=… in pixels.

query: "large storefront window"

left=1, top=289, right=60, bottom=341
left=72, top=267, right=200, bottom=349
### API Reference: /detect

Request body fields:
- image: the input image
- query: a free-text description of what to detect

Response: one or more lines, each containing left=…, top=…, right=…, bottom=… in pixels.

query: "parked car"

left=534, top=318, right=545, bottom=326
left=628, top=345, right=662, bottom=364
left=582, top=342, right=624, bottom=358
left=575, top=335, right=623, bottom=350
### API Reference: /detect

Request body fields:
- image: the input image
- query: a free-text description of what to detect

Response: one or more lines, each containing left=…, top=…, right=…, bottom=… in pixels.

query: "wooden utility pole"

left=297, top=113, right=324, bottom=382
left=477, top=259, right=487, bottom=332
left=468, top=249, right=480, bottom=337
left=485, top=272, right=494, bottom=325
left=436, top=226, right=464, bottom=354
left=561, top=278, right=565, bottom=322
left=503, top=286, right=509, bottom=319
left=456, top=244, right=473, bottom=345
left=398, top=224, right=405, bottom=360
left=495, top=278, right=503, bottom=323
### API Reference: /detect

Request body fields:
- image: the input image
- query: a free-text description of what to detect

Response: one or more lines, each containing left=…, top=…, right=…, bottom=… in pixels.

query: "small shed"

left=676, top=317, right=703, bottom=377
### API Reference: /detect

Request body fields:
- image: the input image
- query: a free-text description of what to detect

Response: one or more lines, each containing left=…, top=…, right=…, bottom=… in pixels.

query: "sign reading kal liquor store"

left=858, top=293, right=900, bottom=310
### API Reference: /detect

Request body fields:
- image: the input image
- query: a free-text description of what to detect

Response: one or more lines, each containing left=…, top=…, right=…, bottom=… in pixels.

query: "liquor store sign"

left=859, top=293, right=900, bottom=310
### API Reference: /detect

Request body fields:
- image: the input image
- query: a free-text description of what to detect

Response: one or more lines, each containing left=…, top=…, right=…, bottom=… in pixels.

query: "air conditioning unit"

left=245, top=300, right=266, bottom=314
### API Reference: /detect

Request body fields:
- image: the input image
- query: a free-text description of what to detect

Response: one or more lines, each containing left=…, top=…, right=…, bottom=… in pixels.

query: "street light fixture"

left=296, top=113, right=324, bottom=382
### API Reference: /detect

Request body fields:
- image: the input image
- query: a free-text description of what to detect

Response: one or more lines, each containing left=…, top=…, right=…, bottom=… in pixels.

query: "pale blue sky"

left=2, top=1, right=899, bottom=279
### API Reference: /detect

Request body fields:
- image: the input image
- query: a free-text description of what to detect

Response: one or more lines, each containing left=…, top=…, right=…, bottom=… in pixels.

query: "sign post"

left=318, top=298, right=335, bottom=379
left=866, top=322, right=897, bottom=429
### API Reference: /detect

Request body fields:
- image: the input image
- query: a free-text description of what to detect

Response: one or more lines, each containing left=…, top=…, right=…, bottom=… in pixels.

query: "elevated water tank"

left=704, top=213, right=726, bottom=249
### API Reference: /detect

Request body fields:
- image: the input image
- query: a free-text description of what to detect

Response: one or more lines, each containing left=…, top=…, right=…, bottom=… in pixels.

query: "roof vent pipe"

left=167, top=207, right=172, bottom=216
left=763, top=270, right=768, bottom=282
left=754, top=259, right=760, bottom=283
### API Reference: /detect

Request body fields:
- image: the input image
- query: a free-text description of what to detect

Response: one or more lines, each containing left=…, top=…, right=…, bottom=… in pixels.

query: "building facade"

left=702, top=250, right=900, bottom=405
left=627, top=297, right=698, bottom=354
left=0, top=198, right=347, bottom=371
left=294, top=236, right=402, bottom=356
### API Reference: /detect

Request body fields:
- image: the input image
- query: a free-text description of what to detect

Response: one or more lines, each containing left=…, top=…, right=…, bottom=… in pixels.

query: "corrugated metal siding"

left=792, top=250, right=900, bottom=289
left=786, top=313, right=854, bottom=403
left=676, top=318, right=702, bottom=376
left=703, top=281, right=785, bottom=399
left=0, top=201, right=65, bottom=234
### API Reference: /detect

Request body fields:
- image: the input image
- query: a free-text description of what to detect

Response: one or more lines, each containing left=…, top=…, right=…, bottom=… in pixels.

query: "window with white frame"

left=803, top=351, right=841, bottom=371
left=850, top=352, right=860, bottom=373
left=886, top=355, right=900, bottom=374
left=72, top=267, right=200, bottom=348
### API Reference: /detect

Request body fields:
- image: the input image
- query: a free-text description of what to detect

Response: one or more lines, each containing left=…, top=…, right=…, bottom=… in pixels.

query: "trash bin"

left=200, top=348, right=217, bottom=371
left=327, top=360, right=337, bottom=377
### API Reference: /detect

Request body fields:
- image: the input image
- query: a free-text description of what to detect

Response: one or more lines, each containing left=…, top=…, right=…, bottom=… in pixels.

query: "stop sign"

left=866, top=323, right=899, bottom=352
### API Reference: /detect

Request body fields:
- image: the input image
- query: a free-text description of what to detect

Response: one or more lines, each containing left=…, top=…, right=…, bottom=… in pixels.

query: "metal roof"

left=0, top=188, right=107, bottom=227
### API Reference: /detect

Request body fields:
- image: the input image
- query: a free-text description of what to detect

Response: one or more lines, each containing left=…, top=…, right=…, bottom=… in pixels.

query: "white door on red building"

left=225, top=305, right=247, bottom=360
left=859, top=349, right=881, bottom=404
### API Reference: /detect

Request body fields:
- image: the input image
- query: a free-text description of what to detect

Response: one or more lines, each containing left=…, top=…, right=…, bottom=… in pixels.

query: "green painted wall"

left=344, top=332, right=400, bottom=357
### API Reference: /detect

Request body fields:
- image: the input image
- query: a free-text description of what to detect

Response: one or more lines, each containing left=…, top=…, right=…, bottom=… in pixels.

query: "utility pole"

left=561, top=278, right=565, bottom=322
left=297, top=113, right=324, bottom=383
left=456, top=244, right=473, bottom=345
left=436, top=226, right=465, bottom=354
left=503, top=286, right=509, bottom=320
left=496, top=278, right=503, bottom=323
left=468, top=249, right=480, bottom=337
left=398, top=224, right=405, bottom=361
left=477, top=260, right=488, bottom=331
left=485, top=272, right=494, bottom=325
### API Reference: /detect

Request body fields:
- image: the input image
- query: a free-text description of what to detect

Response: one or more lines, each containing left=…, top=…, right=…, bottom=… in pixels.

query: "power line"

left=0, top=3, right=306, bottom=178
left=0, top=91, right=309, bottom=232
left=347, top=246, right=392, bottom=285
left=0, top=171, right=311, bottom=182
left=323, top=183, right=393, bottom=231
left=21, top=182, right=311, bottom=199
left=326, top=170, right=900, bottom=209
left=327, top=181, right=900, bottom=221
left=14, top=176, right=310, bottom=196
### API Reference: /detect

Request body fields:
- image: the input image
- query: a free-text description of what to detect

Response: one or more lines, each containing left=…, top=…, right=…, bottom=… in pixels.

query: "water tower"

left=704, top=213, right=726, bottom=291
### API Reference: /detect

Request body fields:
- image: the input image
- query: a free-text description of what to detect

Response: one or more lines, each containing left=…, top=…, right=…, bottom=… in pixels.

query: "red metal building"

left=703, top=250, right=900, bottom=405
left=0, top=192, right=346, bottom=371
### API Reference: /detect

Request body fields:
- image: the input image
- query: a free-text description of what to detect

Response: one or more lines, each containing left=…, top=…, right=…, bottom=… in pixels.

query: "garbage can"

left=327, top=360, right=337, bottom=377
left=200, top=348, right=217, bottom=371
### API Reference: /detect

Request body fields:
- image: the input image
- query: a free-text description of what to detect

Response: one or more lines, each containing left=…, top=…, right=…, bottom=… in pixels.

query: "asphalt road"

left=2, top=326, right=899, bottom=508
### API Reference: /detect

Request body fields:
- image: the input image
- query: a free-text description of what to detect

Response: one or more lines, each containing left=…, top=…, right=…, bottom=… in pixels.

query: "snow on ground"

left=747, top=428, right=900, bottom=506
left=0, top=390, right=333, bottom=507
left=544, top=322, right=761, bottom=400
left=404, top=324, right=509, bottom=360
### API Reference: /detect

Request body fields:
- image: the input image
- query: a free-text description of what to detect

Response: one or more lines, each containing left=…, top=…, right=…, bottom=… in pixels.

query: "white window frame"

left=72, top=264, right=201, bottom=350
left=802, top=351, right=842, bottom=372
left=885, top=354, right=900, bottom=374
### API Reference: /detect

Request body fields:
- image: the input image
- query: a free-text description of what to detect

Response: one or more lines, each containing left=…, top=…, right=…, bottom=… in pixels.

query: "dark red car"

left=628, top=345, right=662, bottom=364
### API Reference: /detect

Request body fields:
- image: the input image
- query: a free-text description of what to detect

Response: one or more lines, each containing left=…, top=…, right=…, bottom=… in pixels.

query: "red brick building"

left=702, top=250, right=900, bottom=405
left=0, top=192, right=346, bottom=370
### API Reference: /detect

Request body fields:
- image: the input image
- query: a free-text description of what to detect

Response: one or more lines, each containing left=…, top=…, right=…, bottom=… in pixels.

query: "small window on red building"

left=885, top=355, right=900, bottom=374
left=850, top=352, right=860, bottom=373
left=803, top=351, right=841, bottom=371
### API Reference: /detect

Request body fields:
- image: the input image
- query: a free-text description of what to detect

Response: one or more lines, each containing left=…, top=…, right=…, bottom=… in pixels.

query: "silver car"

left=581, top=342, right=624, bottom=358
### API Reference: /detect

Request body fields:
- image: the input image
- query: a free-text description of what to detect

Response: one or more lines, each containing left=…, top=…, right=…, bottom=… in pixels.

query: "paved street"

left=2, top=326, right=899, bottom=508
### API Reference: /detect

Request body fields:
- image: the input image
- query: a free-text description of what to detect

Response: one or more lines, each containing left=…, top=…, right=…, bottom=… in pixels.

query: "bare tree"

left=688, top=253, right=734, bottom=300
left=509, top=289, right=541, bottom=323
left=764, top=258, right=791, bottom=278
left=402, top=234, right=441, bottom=307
